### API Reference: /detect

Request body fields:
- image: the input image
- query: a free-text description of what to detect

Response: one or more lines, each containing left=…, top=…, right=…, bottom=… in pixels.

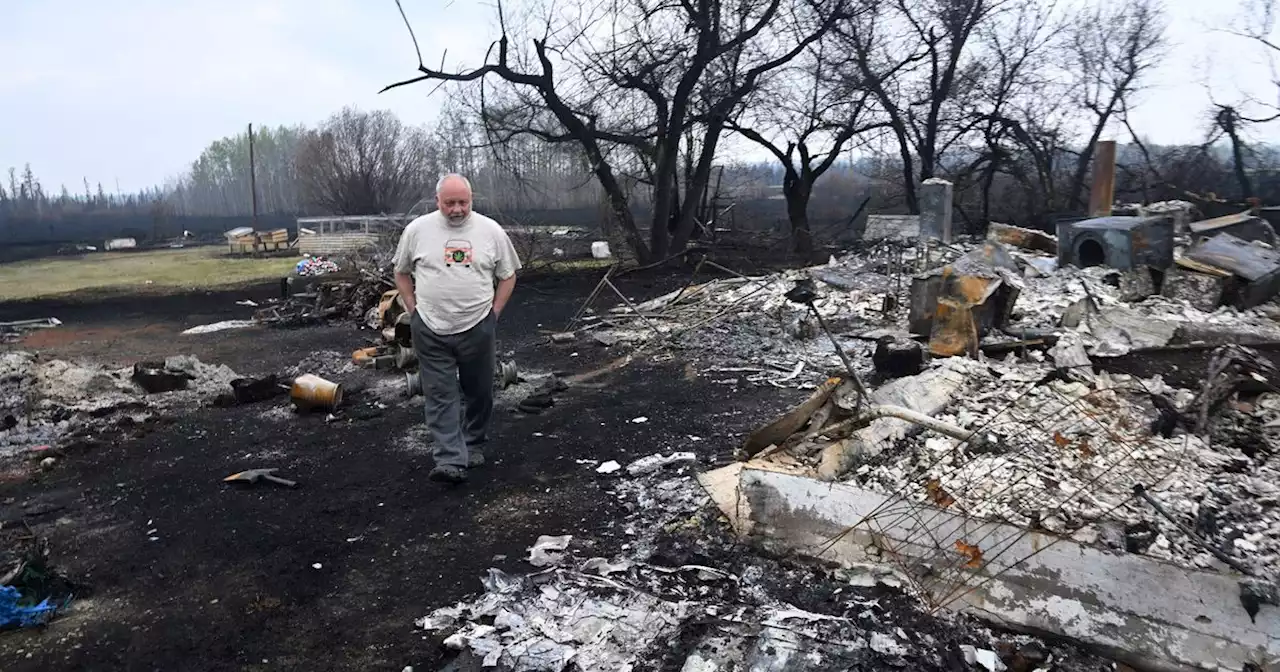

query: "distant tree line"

left=3, top=0, right=1277, bottom=259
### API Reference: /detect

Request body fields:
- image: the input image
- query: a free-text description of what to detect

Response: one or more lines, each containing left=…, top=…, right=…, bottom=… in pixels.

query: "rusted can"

left=291, top=374, right=342, bottom=411
left=352, top=347, right=380, bottom=365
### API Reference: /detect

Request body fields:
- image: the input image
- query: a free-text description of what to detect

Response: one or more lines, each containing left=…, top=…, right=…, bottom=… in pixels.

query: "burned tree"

left=295, top=107, right=437, bottom=216
left=384, top=0, right=853, bottom=264
left=1200, top=0, right=1280, bottom=200
left=729, top=39, right=886, bottom=256
left=831, top=0, right=996, bottom=214
left=1062, top=0, right=1165, bottom=211
left=964, top=0, right=1065, bottom=224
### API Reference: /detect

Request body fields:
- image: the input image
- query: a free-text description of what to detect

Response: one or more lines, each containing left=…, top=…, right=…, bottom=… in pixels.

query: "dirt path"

left=0, top=272, right=804, bottom=671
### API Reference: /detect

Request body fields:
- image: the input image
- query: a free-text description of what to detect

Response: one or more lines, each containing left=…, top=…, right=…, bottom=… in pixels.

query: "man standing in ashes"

left=394, top=173, right=522, bottom=483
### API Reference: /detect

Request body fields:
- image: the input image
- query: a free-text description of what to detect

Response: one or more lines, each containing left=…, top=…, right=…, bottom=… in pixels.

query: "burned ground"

left=0, top=269, right=810, bottom=671
left=6, top=238, right=1269, bottom=670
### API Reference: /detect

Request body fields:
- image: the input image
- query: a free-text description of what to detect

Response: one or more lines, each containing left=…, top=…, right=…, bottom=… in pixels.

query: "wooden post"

left=248, top=123, right=259, bottom=230
left=1088, top=140, right=1117, bottom=217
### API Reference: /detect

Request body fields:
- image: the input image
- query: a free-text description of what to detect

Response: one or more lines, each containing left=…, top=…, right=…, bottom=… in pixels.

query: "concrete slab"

left=863, top=214, right=922, bottom=241
left=703, top=464, right=1280, bottom=672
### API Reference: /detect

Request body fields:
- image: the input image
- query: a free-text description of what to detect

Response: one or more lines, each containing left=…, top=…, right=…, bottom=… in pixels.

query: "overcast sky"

left=0, top=0, right=1276, bottom=194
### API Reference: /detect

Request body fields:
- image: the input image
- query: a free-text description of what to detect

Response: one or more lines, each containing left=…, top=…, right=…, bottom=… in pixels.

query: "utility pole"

left=248, top=123, right=259, bottom=229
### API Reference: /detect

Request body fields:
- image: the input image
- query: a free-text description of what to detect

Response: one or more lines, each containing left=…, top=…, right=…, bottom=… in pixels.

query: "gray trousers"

left=410, top=310, right=496, bottom=468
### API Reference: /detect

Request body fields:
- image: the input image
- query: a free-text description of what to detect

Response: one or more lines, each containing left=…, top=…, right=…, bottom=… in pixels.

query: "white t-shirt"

left=393, top=210, right=522, bottom=335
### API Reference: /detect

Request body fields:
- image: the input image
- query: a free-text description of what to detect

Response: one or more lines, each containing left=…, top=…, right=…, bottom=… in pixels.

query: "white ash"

left=592, top=260, right=892, bottom=381
left=285, top=350, right=359, bottom=379
left=257, top=404, right=296, bottom=423
left=0, top=351, right=243, bottom=456
left=596, top=239, right=1280, bottom=374
left=848, top=359, right=1280, bottom=579
left=417, top=463, right=1106, bottom=670
left=162, top=355, right=241, bottom=397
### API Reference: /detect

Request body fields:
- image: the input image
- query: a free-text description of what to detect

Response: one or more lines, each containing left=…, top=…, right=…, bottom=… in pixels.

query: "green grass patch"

left=0, top=247, right=299, bottom=301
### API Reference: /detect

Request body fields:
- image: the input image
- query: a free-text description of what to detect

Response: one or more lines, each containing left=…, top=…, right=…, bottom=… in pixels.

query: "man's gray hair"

left=436, top=173, right=472, bottom=194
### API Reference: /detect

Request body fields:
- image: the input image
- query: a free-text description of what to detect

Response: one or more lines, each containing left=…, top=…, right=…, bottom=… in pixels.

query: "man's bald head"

left=436, top=173, right=473, bottom=224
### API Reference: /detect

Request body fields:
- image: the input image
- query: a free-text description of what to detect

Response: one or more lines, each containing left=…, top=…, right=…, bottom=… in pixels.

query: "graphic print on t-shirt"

left=444, top=239, right=473, bottom=268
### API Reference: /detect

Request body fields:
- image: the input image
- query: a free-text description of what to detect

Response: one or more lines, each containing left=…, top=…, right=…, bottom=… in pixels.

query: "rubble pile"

left=0, top=351, right=241, bottom=457
left=834, top=357, right=1280, bottom=578
left=256, top=252, right=396, bottom=328
left=588, top=217, right=1280, bottom=374
left=574, top=241, right=945, bottom=381
left=597, top=211, right=1280, bottom=585
left=419, top=464, right=1110, bottom=671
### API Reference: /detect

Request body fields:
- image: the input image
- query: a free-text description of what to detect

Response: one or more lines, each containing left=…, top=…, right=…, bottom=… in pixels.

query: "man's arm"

left=391, top=223, right=417, bottom=313
left=492, top=224, right=522, bottom=319
left=493, top=275, right=516, bottom=318
left=394, top=272, right=416, bottom=313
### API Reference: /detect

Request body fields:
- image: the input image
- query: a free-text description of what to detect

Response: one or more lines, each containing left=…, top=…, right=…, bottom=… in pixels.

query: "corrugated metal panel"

left=299, top=233, right=382, bottom=256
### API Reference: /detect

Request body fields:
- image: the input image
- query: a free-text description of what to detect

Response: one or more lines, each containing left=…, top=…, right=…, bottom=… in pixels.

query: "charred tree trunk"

left=1217, top=106, right=1255, bottom=200
left=783, top=167, right=815, bottom=257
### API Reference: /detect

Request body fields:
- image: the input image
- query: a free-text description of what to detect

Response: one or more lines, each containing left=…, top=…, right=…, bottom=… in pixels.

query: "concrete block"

left=919, top=178, right=954, bottom=243
left=1118, top=266, right=1158, bottom=302
left=1160, top=265, right=1227, bottom=312
left=706, top=465, right=1280, bottom=672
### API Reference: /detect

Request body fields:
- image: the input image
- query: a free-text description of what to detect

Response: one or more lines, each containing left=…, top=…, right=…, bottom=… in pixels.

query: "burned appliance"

left=1056, top=215, right=1175, bottom=271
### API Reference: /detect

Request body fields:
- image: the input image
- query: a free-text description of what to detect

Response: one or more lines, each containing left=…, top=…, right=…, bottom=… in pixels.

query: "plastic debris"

left=0, top=585, right=58, bottom=629
left=180, top=320, right=259, bottom=335
left=295, top=256, right=341, bottom=276
left=961, top=645, right=1008, bottom=672
left=625, top=451, right=697, bottom=475
left=581, top=557, right=634, bottom=576
left=526, top=535, right=572, bottom=567
left=480, top=568, right=522, bottom=594
left=596, top=460, right=622, bottom=474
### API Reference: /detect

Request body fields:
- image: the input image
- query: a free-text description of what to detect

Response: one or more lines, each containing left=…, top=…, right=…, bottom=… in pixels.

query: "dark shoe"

left=429, top=465, right=468, bottom=483
left=467, top=450, right=486, bottom=468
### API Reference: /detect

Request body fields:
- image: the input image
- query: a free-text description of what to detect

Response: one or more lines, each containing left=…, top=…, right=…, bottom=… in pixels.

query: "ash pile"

left=0, top=352, right=244, bottom=459
left=418, top=458, right=1111, bottom=672
left=573, top=206, right=1280, bottom=584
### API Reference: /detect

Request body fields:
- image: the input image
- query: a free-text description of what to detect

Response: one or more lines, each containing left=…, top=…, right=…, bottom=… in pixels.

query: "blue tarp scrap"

left=0, top=585, right=60, bottom=628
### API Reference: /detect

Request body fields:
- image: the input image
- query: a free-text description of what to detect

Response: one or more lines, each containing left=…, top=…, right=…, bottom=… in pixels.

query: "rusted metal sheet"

left=987, top=222, right=1058, bottom=255
left=929, top=297, right=981, bottom=357
left=909, top=243, right=1021, bottom=352
left=1189, top=211, right=1277, bottom=246
left=863, top=214, right=922, bottom=241
left=1184, top=233, right=1280, bottom=309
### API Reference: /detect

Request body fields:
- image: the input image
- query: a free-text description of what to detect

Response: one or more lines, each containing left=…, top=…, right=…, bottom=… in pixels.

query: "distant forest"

left=2, top=0, right=1278, bottom=259
left=2, top=104, right=1277, bottom=252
